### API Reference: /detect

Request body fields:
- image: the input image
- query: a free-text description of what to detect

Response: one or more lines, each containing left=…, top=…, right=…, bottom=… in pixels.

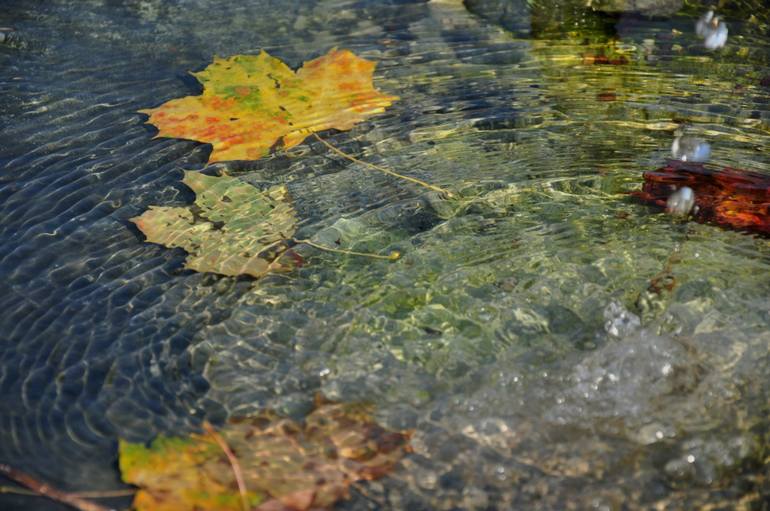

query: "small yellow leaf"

left=131, top=172, right=297, bottom=278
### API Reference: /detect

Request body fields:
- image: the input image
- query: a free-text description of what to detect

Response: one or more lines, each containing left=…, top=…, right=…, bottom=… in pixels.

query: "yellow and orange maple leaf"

left=141, top=49, right=399, bottom=163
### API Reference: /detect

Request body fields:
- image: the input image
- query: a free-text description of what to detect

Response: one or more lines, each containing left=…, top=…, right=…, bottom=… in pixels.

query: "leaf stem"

left=203, top=422, right=249, bottom=511
left=0, top=487, right=135, bottom=499
left=312, top=132, right=454, bottom=198
left=0, top=465, right=112, bottom=511
left=293, top=238, right=400, bottom=260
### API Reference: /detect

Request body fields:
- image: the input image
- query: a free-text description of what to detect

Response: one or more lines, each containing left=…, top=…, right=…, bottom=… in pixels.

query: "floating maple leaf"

left=633, top=161, right=770, bottom=235
left=119, top=397, right=412, bottom=511
left=131, top=172, right=297, bottom=278
left=140, top=49, right=399, bottom=163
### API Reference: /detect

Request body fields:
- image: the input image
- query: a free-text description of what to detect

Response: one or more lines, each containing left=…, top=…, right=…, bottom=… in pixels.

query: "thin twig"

left=0, top=464, right=112, bottom=511
left=72, top=490, right=136, bottom=499
left=203, top=422, right=249, bottom=511
left=0, top=486, right=135, bottom=499
left=0, top=486, right=39, bottom=496
left=312, top=132, right=454, bottom=198
left=293, top=238, right=400, bottom=260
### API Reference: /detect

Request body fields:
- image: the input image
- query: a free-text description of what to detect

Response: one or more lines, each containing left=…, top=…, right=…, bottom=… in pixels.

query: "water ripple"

left=2, top=0, right=770, bottom=509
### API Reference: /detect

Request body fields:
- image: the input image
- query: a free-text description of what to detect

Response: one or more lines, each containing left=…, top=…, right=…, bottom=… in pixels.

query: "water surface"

left=1, top=0, right=769, bottom=509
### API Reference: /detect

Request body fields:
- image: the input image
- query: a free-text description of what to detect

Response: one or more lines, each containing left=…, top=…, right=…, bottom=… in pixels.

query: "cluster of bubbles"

left=695, top=10, right=728, bottom=50
left=658, top=9, right=731, bottom=216
left=665, top=184, right=697, bottom=216
left=670, top=131, right=711, bottom=164
left=664, top=130, right=709, bottom=216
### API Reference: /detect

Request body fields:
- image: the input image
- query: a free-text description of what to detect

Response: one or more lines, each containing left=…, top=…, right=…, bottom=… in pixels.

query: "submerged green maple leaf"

left=140, top=49, right=399, bottom=163
left=119, top=398, right=412, bottom=511
left=131, top=172, right=297, bottom=278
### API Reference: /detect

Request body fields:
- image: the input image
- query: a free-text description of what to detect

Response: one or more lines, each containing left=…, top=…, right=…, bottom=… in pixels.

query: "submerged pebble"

left=0, top=27, right=16, bottom=45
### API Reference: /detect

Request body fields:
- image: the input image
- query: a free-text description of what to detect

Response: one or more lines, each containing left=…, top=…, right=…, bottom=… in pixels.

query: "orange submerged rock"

left=633, top=161, right=770, bottom=235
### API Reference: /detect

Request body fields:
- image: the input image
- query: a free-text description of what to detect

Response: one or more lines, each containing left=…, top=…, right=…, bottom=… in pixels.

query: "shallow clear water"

left=1, top=0, right=769, bottom=509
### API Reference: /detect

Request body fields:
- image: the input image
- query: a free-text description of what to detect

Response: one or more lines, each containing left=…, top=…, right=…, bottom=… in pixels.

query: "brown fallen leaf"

left=597, top=91, right=617, bottom=102
left=582, top=53, right=629, bottom=66
left=119, top=396, right=412, bottom=511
